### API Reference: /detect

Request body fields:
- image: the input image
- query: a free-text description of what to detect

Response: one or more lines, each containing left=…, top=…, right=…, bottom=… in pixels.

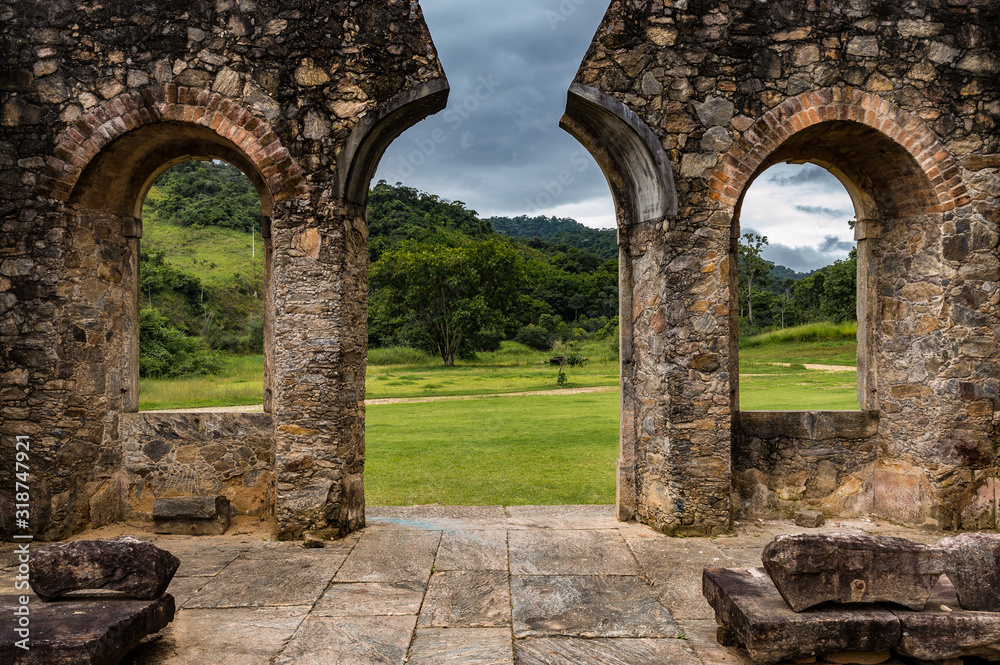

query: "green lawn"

left=138, top=335, right=861, bottom=504
left=739, top=361, right=859, bottom=410
left=739, top=339, right=857, bottom=367
left=138, top=337, right=860, bottom=411
left=365, top=392, right=618, bottom=505
left=367, top=345, right=619, bottom=400
left=138, top=354, right=263, bottom=410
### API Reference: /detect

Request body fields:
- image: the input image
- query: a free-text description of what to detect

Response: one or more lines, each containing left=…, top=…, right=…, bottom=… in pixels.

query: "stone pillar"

left=854, top=218, right=881, bottom=412
left=271, top=200, right=367, bottom=540
left=617, top=226, right=637, bottom=521
left=626, top=210, right=733, bottom=536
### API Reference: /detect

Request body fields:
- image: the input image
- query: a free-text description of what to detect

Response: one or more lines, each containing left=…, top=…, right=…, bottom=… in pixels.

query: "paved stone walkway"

left=1, top=506, right=943, bottom=664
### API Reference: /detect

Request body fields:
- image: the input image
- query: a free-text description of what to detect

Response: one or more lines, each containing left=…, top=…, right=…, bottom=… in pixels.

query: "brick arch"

left=710, top=88, right=970, bottom=218
left=39, top=83, right=304, bottom=214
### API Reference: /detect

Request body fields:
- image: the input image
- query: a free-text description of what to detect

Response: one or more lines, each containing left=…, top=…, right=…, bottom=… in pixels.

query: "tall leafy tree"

left=820, top=248, right=858, bottom=322
left=370, top=239, right=528, bottom=366
left=737, top=232, right=774, bottom=325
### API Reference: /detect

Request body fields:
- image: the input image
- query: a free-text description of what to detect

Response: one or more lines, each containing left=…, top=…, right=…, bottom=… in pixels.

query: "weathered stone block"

left=939, top=532, right=1000, bottom=611
left=153, top=495, right=231, bottom=535
left=761, top=534, right=945, bottom=612
left=702, top=567, right=900, bottom=664
left=0, top=594, right=174, bottom=664
left=794, top=510, right=826, bottom=528
left=30, top=536, right=180, bottom=601
left=891, top=577, right=1000, bottom=661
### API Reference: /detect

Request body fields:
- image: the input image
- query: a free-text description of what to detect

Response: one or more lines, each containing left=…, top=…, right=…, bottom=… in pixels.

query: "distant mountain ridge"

left=489, top=215, right=618, bottom=261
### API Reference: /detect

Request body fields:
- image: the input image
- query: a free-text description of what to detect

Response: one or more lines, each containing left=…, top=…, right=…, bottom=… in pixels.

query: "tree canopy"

left=370, top=239, right=528, bottom=366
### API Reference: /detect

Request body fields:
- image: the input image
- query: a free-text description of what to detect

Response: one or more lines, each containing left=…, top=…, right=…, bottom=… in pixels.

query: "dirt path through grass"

left=146, top=385, right=618, bottom=413
left=767, top=362, right=856, bottom=372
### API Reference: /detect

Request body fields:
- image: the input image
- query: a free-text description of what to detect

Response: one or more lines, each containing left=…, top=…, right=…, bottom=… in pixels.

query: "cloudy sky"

left=374, top=0, right=855, bottom=272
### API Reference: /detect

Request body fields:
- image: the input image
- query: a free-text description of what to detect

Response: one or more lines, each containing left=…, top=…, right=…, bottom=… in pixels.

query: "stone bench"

left=153, top=495, right=231, bottom=535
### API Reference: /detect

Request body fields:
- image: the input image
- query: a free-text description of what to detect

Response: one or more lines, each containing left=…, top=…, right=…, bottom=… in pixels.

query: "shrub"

left=515, top=324, right=553, bottom=351
left=139, top=308, right=220, bottom=378
left=368, top=346, right=433, bottom=366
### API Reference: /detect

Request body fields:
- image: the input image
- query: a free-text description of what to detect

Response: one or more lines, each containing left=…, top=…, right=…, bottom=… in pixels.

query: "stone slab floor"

left=0, top=506, right=946, bottom=665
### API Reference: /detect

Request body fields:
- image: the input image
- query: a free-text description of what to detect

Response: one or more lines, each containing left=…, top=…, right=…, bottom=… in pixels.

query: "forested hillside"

left=138, top=162, right=856, bottom=374
left=490, top=215, right=618, bottom=260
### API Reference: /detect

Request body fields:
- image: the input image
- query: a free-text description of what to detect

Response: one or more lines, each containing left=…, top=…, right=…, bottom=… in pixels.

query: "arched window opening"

left=736, top=162, right=860, bottom=412
left=136, top=159, right=267, bottom=412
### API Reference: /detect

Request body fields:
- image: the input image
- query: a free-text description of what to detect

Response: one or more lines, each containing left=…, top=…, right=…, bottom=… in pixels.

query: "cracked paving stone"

left=514, top=637, right=701, bottom=665
left=509, top=529, right=638, bottom=576
left=418, top=570, right=510, bottom=627
left=184, top=552, right=343, bottom=608
left=436, top=529, right=508, bottom=571
left=511, top=575, right=680, bottom=638
left=274, top=615, right=416, bottom=665
left=407, top=627, right=513, bottom=664
left=334, top=530, right=440, bottom=583
left=312, top=581, right=425, bottom=616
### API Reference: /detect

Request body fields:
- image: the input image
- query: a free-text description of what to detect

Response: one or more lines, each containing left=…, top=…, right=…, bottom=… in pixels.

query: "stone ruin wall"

left=568, top=0, right=999, bottom=533
left=0, top=0, right=997, bottom=541
left=0, top=0, right=446, bottom=540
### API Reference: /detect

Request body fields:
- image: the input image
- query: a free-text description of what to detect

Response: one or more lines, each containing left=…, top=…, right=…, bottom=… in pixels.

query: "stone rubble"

left=30, top=535, right=180, bottom=601
left=938, top=531, right=1000, bottom=612
left=707, top=532, right=1000, bottom=664
left=761, top=534, right=945, bottom=612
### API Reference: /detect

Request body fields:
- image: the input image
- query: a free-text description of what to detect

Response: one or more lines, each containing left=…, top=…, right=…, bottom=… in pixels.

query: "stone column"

left=854, top=218, right=881, bottom=412
left=617, top=226, right=637, bottom=521
left=271, top=199, right=366, bottom=540
left=627, top=210, right=733, bottom=536
left=121, top=217, right=142, bottom=413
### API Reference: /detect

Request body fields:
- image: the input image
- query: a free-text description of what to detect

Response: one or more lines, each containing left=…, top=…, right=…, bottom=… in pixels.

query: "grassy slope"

left=142, top=187, right=263, bottom=288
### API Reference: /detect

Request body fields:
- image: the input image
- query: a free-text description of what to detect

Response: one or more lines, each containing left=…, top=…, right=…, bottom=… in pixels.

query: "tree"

left=737, top=232, right=774, bottom=325
left=370, top=239, right=528, bottom=366
left=820, top=248, right=857, bottom=322
left=773, top=278, right=793, bottom=328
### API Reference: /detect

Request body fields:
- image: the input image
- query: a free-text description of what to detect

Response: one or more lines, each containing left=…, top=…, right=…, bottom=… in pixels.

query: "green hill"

left=490, top=214, right=618, bottom=261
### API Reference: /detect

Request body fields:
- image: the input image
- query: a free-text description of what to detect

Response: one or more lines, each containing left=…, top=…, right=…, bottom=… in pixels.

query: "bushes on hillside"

left=139, top=308, right=221, bottom=378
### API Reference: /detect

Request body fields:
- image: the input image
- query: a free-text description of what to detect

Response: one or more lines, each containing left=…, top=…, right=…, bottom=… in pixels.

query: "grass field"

left=138, top=326, right=860, bottom=504
left=138, top=333, right=860, bottom=411
left=138, top=354, right=263, bottom=410
left=365, top=392, right=618, bottom=505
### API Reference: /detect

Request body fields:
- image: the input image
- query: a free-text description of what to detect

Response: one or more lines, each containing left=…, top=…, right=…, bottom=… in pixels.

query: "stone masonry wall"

left=571, top=0, right=999, bottom=532
left=734, top=411, right=879, bottom=519
left=1, top=0, right=446, bottom=540
left=120, top=413, right=273, bottom=520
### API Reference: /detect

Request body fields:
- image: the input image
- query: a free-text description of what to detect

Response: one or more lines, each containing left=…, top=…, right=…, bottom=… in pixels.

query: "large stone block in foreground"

left=891, top=577, right=1000, bottom=661
left=702, top=567, right=900, bottom=664
left=30, top=536, right=180, bottom=601
left=761, top=534, right=945, bottom=611
left=0, top=594, right=175, bottom=664
left=939, top=531, right=1000, bottom=611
